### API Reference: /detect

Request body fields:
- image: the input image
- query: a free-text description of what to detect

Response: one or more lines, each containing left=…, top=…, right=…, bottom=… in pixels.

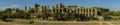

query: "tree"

left=92, top=7, right=109, bottom=12
left=62, top=13, right=71, bottom=21
left=27, top=9, right=35, bottom=13
left=105, top=11, right=120, bottom=16
left=4, top=8, right=12, bottom=13
left=41, top=12, right=51, bottom=20
left=51, top=12, right=63, bottom=21
left=92, top=7, right=109, bottom=16
left=68, top=13, right=77, bottom=20
left=102, top=12, right=111, bottom=21
left=0, top=14, right=5, bottom=20
left=35, top=4, right=40, bottom=8
left=69, top=5, right=78, bottom=8
left=80, top=7, right=85, bottom=8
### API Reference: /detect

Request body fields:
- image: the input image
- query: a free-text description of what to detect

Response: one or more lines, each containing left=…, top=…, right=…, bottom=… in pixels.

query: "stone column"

left=91, top=8, right=93, bottom=16
left=52, top=9, right=53, bottom=13
left=83, top=8, right=86, bottom=16
left=76, top=9, right=78, bottom=13
left=88, top=9, right=90, bottom=17
left=58, top=9, right=60, bottom=12
left=80, top=9, right=81, bottom=14
left=84, top=8, right=87, bottom=16
left=94, top=8, right=97, bottom=17
left=62, top=9, right=64, bottom=13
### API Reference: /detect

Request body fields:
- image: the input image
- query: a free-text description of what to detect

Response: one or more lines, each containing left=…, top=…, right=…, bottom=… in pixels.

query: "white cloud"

left=5, top=4, right=20, bottom=8
left=1, top=4, right=20, bottom=10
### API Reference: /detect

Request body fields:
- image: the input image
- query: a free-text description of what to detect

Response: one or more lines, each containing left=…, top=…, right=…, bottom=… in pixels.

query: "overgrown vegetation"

left=1, top=4, right=119, bottom=21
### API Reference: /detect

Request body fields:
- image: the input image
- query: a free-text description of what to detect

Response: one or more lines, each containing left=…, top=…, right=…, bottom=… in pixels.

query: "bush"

left=103, top=16, right=111, bottom=21
left=28, top=20, right=34, bottom=24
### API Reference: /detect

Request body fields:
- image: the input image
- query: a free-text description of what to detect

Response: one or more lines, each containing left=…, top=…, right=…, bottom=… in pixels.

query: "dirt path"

left=0, top=19, right=120, bottom=25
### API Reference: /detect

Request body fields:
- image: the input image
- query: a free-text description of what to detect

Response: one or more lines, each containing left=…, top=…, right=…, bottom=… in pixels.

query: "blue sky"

left=0, top=0, right=120, bottom=11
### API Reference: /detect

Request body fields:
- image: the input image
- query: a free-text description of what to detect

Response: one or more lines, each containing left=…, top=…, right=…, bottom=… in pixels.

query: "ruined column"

left=94, top=8, right=98, bottom=17
left=91, top=8, right=93, bottom=16
left=88, top=9, right=90, bottom=17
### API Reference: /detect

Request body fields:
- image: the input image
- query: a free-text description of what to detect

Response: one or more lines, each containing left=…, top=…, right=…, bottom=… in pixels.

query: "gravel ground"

left=0, top=19, right=120, bottom=25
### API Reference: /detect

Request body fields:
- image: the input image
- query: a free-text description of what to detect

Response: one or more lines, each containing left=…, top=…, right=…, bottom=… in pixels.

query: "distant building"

left=52, top=3, right=99, bottom=17
left=26, top=3, right=100, bottom=17
left=11, top=8, right=19, bottom=14
left=34, top=4, right=51, bottom=13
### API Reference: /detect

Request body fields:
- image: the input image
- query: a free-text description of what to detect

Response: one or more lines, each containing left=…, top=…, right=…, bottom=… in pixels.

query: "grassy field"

left=0, top=19, right=120, bottom=25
